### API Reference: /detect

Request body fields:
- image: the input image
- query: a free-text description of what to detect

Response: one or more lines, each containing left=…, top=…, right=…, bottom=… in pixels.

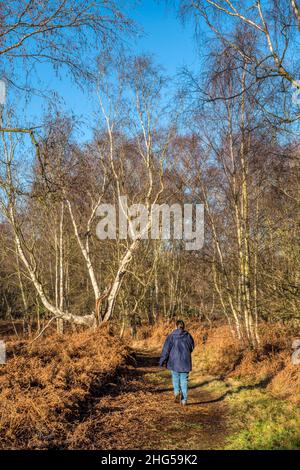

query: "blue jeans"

left=171, top=371, right=189, bottom=402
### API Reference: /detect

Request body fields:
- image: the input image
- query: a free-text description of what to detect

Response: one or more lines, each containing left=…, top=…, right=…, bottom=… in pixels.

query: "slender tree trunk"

left=10, top=207, right=96, bottom=328
left=57, top=202, right=64, bottom=334
left=103, top=238, right=140, bottom=322
left=15, top=244, right=29, bottom=332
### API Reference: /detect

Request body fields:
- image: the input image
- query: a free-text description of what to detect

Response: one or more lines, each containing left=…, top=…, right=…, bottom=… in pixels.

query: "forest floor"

left=81, top=347, right=300, bottom=450
left=83, top=349, right=231, bottom=450
left=1, top=323, right=300, bottom=449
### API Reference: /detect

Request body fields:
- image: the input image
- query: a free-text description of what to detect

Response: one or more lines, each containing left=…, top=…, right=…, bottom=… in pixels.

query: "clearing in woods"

left=84, top=349, right=230, bottom=450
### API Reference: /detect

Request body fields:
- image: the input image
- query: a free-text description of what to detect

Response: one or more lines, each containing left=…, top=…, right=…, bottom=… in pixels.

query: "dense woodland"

left=0, top=1, right=300, bottom=349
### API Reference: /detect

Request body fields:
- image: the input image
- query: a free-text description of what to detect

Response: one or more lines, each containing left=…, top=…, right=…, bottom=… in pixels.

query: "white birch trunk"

left=10, top=207, right=96, bottom=328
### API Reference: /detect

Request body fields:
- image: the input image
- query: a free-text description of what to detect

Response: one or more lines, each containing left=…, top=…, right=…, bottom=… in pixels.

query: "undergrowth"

left=0, top=327, right=128, bottom=449
left=225, top=389, right=300, bottom=450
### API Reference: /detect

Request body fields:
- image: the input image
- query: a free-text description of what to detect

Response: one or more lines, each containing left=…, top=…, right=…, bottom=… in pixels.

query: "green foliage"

left=225, top=389, right=300, bottom=450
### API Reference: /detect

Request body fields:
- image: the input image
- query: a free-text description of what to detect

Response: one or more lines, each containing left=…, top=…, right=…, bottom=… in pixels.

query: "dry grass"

left=0, top=326, right=128, bottom=449
left=188, top=322, right=295, bottom=388
left=131, top=320, right=175, bottom=350
left=1, top=319, right=300, bottom=450
left=135, top=320, right=300, bottom=404
left=268, top=362, right=300, bottom=403
left=192, top=324, right=242, bottom=376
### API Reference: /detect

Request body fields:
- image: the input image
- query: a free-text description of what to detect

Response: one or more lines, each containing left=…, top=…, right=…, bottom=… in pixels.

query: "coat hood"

left=171, top=329, right=189, bottom=337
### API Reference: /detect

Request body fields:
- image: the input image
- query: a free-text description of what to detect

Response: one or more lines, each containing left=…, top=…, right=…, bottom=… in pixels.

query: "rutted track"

left=70, top=349, right=229, bottom=450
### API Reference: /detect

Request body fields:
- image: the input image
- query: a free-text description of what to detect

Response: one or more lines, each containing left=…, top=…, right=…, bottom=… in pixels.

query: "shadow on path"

left=189, top=376, right=274, bottom=405
left=122, top=349, right=230, bottom=449
left=76, top=348, right=236, bottom=450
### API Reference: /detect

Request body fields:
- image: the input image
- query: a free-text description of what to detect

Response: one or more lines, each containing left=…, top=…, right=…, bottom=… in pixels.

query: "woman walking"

left=159, top=320, right=195, bottom=406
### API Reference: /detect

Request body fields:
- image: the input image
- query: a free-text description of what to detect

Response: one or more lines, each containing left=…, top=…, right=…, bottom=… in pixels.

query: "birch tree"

left=97, top=55, right=172, bottom=322
left=178, top=0, right=300, bottom=122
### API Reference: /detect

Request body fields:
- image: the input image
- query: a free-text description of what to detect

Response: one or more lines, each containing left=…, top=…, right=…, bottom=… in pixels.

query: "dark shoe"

left=174, top=393, right=182, bottom=403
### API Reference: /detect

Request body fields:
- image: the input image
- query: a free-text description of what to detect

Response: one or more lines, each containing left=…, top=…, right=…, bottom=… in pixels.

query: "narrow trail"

left=80, top=349, right=230, bottom=450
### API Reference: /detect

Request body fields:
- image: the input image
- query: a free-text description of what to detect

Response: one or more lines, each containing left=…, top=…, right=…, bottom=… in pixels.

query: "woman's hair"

left=176, top=319, right=185, bottom=330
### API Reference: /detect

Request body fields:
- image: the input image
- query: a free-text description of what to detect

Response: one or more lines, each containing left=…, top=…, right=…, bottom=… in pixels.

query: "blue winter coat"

left=159, top=329, right=195, bottom=373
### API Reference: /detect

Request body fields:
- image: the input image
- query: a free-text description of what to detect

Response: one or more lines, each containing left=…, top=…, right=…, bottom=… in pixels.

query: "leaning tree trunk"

left=10, top=207, right=96, bottom=328
left=103, top=238, right=140, bottom=322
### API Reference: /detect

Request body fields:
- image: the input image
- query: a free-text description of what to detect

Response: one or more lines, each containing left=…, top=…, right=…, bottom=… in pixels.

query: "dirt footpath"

left=72, top=349, right=229, bottom=450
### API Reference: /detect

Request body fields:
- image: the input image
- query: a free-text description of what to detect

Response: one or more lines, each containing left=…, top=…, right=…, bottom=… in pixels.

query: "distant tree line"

left=0, top=0, right=300, bottom=347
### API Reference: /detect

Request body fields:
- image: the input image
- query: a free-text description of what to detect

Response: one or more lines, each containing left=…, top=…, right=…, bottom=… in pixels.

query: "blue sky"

left=131, top=1, right=197, bottom=75
left=13, top=1, right=199, bottom=142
